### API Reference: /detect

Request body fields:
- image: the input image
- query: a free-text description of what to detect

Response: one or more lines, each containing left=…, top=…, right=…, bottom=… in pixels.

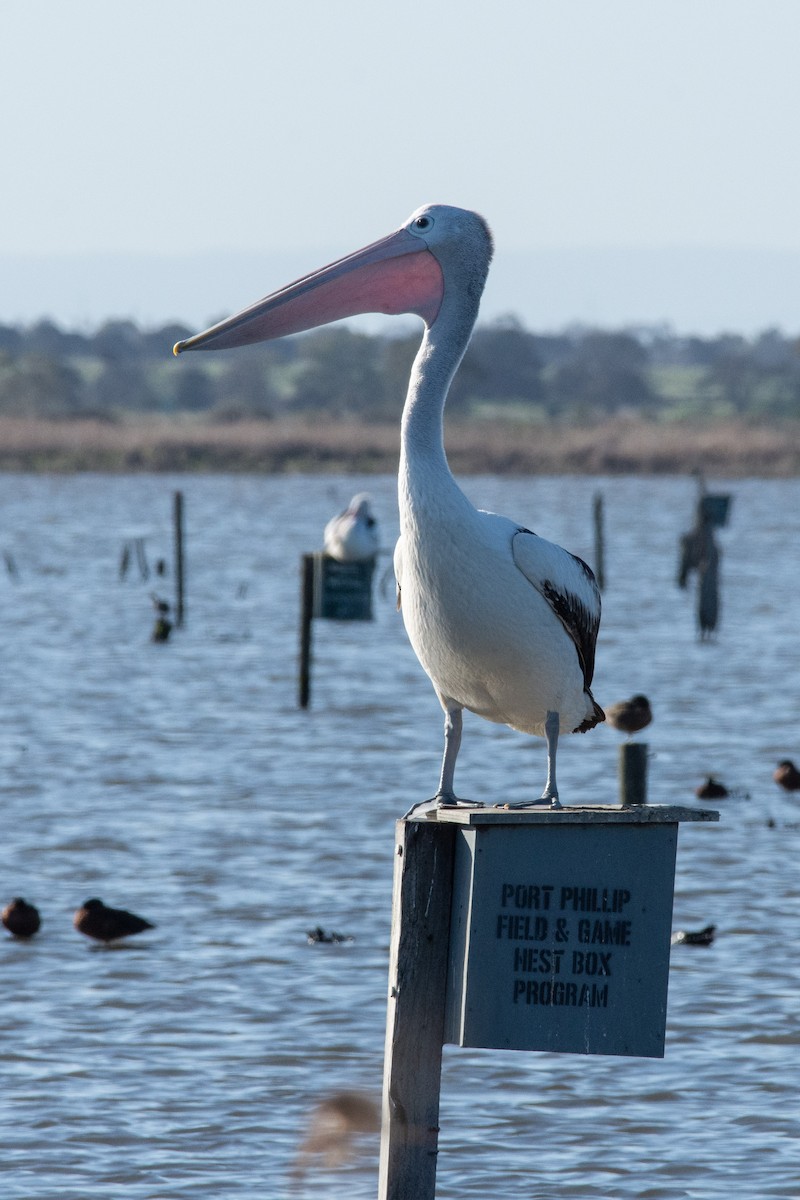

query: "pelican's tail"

left=573, top=691, right=606, bottom=734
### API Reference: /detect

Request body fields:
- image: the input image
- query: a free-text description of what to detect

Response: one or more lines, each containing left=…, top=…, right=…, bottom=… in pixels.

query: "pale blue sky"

left=3, top=1, right=800, bottom=332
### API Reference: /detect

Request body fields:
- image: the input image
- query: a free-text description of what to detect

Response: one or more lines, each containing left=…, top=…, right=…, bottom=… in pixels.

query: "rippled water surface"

left=1, top=472, right=799, bottom=1198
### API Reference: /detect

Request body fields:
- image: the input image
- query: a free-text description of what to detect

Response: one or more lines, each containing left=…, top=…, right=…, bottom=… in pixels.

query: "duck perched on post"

left=605, top=694, right=652, bottom=738
left=175, top=204, right=604, bottom=809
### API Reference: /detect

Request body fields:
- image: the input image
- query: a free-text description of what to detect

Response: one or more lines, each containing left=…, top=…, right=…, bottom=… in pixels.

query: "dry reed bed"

left=0, top=416, right=798, bottom=476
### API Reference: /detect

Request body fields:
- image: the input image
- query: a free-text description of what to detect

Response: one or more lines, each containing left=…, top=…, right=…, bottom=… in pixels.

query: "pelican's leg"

left=506, top=710, right=563, bottom=809
left=404, top=704, right=480, bottom=817
left=540, top=709, right=562, bottom=808
left=436, top=705, right=463, bottom=801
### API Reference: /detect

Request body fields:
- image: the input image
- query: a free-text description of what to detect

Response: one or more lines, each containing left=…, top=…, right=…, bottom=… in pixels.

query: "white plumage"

left=323, top=493, right=379, bottom=562
left=175, top=203, right=604, bottom=809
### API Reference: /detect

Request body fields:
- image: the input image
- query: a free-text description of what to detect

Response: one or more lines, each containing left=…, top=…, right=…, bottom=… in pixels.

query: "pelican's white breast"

left=395, top=504, right=595, bottom=737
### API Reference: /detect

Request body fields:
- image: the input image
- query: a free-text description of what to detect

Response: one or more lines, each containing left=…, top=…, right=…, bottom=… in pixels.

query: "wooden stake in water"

left=593, top=492, right=605, bottom=591
left=619, top=742, right=648, bottom=806
left=298, top=553, right=314, bottom=709
left=173, top=491, right=185, bottom=628
left=297, top=553, right=375, bottom=707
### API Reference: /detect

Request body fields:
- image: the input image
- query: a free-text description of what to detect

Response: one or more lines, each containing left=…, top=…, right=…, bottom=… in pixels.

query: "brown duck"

left=604, top=694, right=652, bottom=737
left=671, top=923, right=716, bottom=947
left=2, top=897, right=41, bottom=938
left=695, top=776, right=728, bottom=800
left=74, top=898, right=154, bottom=944
left=774, top=760, right=800, bottom=792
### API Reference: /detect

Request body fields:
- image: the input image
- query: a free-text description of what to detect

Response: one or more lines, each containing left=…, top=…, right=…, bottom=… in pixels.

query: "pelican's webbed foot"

left=505, top=793, right=563, bottom=811
left=403, top=793, right=484, bottom=819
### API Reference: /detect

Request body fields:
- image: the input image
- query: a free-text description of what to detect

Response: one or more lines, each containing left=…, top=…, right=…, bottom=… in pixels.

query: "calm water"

left=1, top=472, right=799, bottom=1199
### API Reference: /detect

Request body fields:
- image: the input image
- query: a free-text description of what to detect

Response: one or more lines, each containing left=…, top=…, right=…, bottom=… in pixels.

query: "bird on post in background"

left=324, top=493, right=380, bottom=562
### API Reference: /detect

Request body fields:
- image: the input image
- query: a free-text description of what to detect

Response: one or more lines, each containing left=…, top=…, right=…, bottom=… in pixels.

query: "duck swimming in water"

left=774, top=759, right=800, bottom=792
left=695, top=776, right=728, bottom=800
left=73, top=898, right=154, bottom=944
left=2, top=897, right=41, bottom=938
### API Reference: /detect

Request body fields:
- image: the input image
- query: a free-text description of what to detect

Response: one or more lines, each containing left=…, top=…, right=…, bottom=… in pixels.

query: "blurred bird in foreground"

left=292, top=1090, right=380, bottom=1185
left=2, top=897, right=41, bottom=938
left=695, top=776, right=729, bottom=800
left=773, top=760, right=800, bottom=792
left=323, top=494, right=380, bottom=562
left=604, top=694, right=652, bottom=737
left=73, top=898, right=154, bottom=944
left=671, top=924, right=716, bottom=947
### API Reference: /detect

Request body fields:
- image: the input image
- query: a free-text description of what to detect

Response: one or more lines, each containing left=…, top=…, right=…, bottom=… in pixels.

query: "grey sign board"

left=312, top=553, right=375, bottom=621
left=443, top=810, right=695, bottom=1058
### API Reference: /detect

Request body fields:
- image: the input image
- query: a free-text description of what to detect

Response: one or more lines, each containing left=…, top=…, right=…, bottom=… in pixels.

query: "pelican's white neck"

left=399, top=294, right=479, bottom=522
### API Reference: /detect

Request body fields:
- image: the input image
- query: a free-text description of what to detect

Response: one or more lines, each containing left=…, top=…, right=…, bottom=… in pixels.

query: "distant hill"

left=1, top=245, right=799, bottom=336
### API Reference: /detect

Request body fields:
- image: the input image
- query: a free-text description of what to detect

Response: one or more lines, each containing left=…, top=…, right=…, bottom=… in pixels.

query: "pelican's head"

left=173, top=204, right=493, bottom=356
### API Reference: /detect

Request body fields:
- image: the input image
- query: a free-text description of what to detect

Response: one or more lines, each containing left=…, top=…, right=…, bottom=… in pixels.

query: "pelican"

left=175, top=204, right=604, bottom=809
left=324, top=493, right=379, bottom=562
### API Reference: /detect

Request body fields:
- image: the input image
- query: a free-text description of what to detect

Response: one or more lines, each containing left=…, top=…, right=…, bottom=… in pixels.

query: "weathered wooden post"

left=696, top=534, right=720, bottom=640
left=677, top=485, right=731, bottom=641
left=619, top=742, right=648, bottom=806
left=378, top=820, right=456, bottom=1200
left=299, top=553, right=315, bottom=709
left=173, top=490, right=185, bottom=628
left=379, top=801, right=718, bottom=1200
left=297, top=552, right=376, bottom=708
left=135, top=536, right=149, bottom=581
left=592, top=492, right=605, bottom=591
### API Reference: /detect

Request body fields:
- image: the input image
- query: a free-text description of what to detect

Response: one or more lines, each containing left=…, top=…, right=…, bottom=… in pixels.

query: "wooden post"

left=379, top=804, right=719, bottom=1195
left=592, top=492, right=605, bottom=591
left=173, top=491, right=185, bottom=628
left=678, top=484, right=729, bottom=640
left=298, top=553, right=314, bottom=709
left=697, top=533, right=720, bottom=641
left=378, top=820, right=456, bottom=1200
left=619, top=742, right=648, bottom=806
left=135, top=536, right=149, bottom=581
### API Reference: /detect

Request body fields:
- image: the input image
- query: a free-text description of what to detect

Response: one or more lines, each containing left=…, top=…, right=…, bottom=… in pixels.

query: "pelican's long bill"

left=173, top=224, right=444, bottom=355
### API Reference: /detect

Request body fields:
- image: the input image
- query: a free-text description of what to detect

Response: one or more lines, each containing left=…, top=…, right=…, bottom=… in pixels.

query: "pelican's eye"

left=413, top=215, right=433, bottom=232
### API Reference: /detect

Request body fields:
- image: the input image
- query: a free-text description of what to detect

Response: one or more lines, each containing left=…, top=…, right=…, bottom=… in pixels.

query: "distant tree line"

left=0, top=316, right=799, bottom=422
